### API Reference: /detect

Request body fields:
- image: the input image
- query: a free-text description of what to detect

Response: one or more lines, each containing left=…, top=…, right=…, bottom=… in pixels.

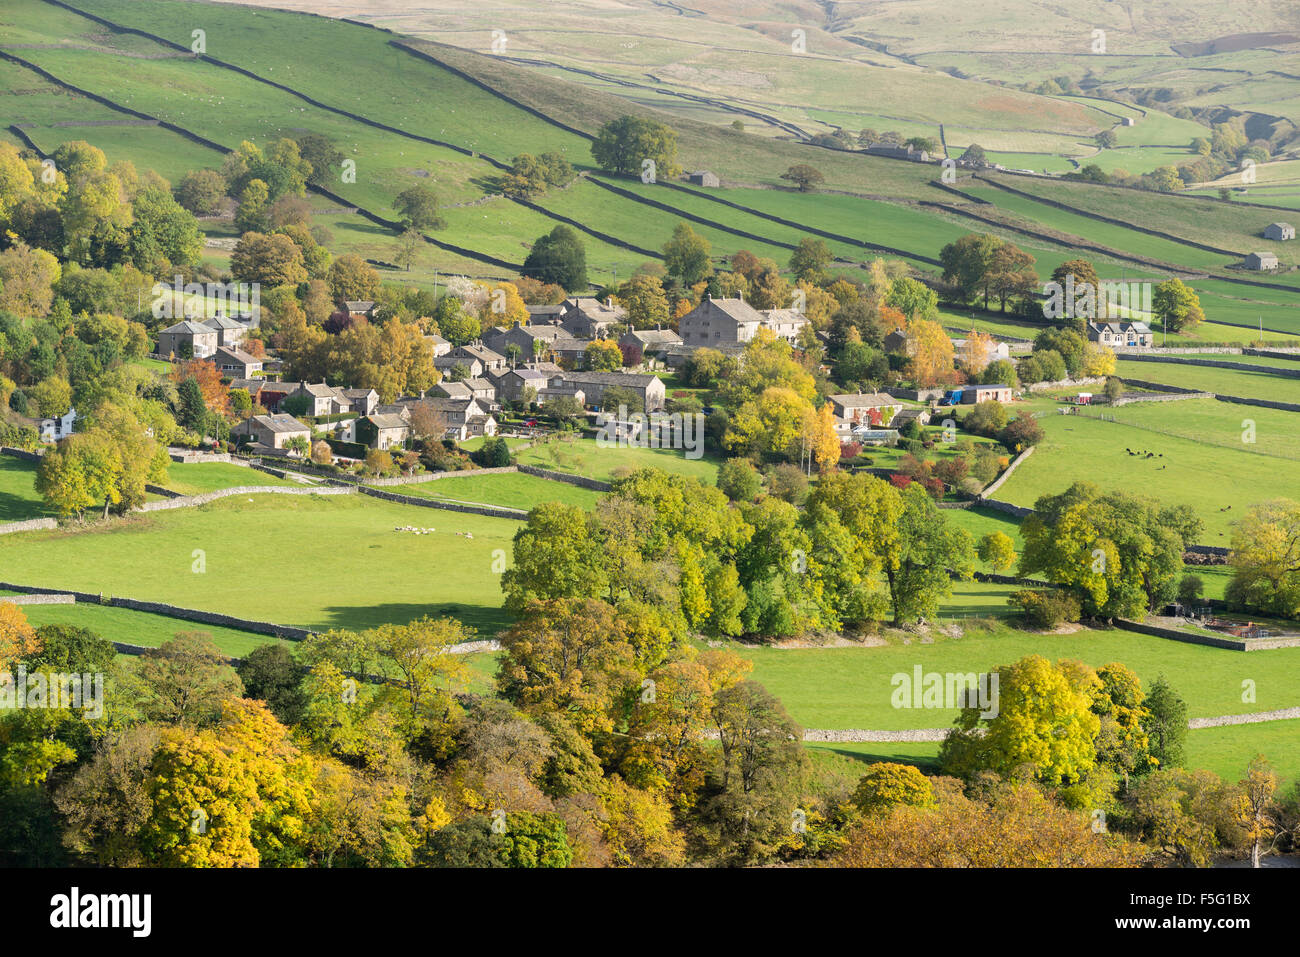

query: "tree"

left=591, top=116, right=682, bottom=178
left=886, top=276, right=938, bottom=322
left=1152, top=278, right=1204, bottom=334
left=697, top=680, right=806, bottom=864
left=496, top=598, right=636, bottom=736
left=977, top=531, right=1017, bottom=571
left=501, top=503, right=607, bottom=611
left=1240, top=755, right=1279, bottom=868
left=234, top=178, right=270, bottom=234
left=1020, top=483, right=1190, bottom=620
left=174, top=169, right=226, bottom=215
left=230, top=231, right=306, bottom=287
left=780, top=165, right=824, bottom=192
left=939, top=233, right=1001, bottom=307
left=328, top=254, right=380, bottom=303
left=962, top=143, right=988, bottom=166
left=0, top=243, right=61, bottom=317
left=131, top=632, right=244, bottom=727
left=881, top=483, right=975, bottom=624
left=34, top=431, right=122, bottom=520
left=717, top=457, right=763, bottom=502
left=236, top=644, right=307, bottom=726
left=0, top=604, right=40, bottom=671
left=1096, top=129, right=1118, bottom=149
left=833, top=780, right=1142, bottom=867
left=294, top=133, right=345, bottom=186
left=662, top=222, right=713, bottom=285
left=617, top=274, right=669, bottom=329
left=522, top=225, right=588, bottom=291
left=941, top=654, right=1100, bottom=787
left=1226, top=499, right=1300, bottom=616
left=905, top=319, right=956, bottom=387
left=789, top=237, right=832, bottom=283
left=394, top=227, right=424, bottom=272
left=424, top=811, right=572, bottom=868
left=852, top=762, right=935, bottom=815
left=584, top=338, right=623, bottom=372
left=986, top=242, right=1037, bottom=312
left=394, top=184, right=444, bottom=230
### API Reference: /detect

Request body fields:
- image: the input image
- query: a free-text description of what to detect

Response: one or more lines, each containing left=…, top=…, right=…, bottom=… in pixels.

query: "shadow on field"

left=814, top=748, right=943, bottom=772
left=319, top=601, right=514, bottom=636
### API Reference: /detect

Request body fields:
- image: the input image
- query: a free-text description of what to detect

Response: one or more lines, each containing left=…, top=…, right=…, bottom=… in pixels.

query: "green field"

left=162, top=462, right=300, bottom=496
left=515, top=436, right=720, bottom=484
left=807, top=722, right=1300, bottom=783
left=15, top=599, right=294, bottom=658
left=0, top=457, right=49, bottom=523
left=996, top=401, right=1299, bottom=540
left=0, top=492, right=521, bottom=635
left=1115, top=358, right=1300, bottom=404
left=394, top=471, right=604, bottom=512
left=725, top=624, right=1300, bottom=731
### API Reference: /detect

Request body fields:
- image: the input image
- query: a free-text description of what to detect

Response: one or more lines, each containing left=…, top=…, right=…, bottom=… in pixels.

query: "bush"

left=766, top=463, right=809, bottom=505
left=471, top=436, right=514, bottom=469
left=999, top=412, right=1044, bottom=451
left=717, top=457, right=763, bottom=502
left=310, top=440, right=332, bottom=465
left=1009, top=589, right=1081, bottom=629
left=964, top=400, right=1008, bottom=438
left=1177, top=574, right=1204, bottom=607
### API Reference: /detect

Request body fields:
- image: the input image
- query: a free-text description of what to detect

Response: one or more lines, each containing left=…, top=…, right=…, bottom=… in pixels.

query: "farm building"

left=864, top=144, right=931, bottom=162
left=1245, top=251, right=1279, bottom=270
left=829, top=392, right=903, bottom=426
left=961, top=384, right=1013, bottom=404
left=1264, top=223, right=1295, bottom=241
left=687, top=170, right=720, bottom=187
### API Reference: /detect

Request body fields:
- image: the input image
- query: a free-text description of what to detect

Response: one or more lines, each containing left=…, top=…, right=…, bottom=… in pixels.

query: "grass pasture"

left=395, top=471, right=604, bottom=512
left=996, top=401, right=1297, bottom=539
left=161, top=462, right=300, bottom=496
left=515, top=436, right=720, bottom=484
left=0, top=492, right=521, bottom=635
left=1115, top=358, right=1300, bottom=405
left=15, top=599, right=294, bottom=658
left=726, top=624, right=1300, bottom=731
left=0, top=457, right=49, bottom=523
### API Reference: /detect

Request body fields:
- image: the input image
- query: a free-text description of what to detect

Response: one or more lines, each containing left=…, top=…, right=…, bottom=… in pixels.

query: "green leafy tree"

left=591, top=116, right=682, bottom=178
left=662, top=222, right=713, bottom=286
left=780, top=165, right=824, bottom=192
left=522, top=224, right=588, bottom=291
left=394, top=184, right=445, bottom=231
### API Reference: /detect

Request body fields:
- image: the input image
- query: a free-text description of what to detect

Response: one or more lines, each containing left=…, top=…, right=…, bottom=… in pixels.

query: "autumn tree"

left=905, top=319, right=956, bottom=387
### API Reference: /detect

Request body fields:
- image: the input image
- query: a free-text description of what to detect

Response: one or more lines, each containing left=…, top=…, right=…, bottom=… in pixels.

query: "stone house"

left=214, top=346, right=262, bottom=380
left=157, top=320, right=217, bottom=359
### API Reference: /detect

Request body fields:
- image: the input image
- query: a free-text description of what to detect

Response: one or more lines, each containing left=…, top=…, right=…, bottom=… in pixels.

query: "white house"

left=39, top=408, right=77, bottom=444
